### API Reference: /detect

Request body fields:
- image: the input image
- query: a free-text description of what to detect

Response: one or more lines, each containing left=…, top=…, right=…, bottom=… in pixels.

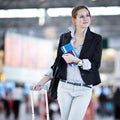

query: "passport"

left=61, top=43, right=78, bottom=66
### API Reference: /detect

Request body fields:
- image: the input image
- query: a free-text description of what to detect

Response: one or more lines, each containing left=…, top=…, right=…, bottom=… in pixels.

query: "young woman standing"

left=34, top=5, right=102, bottom=120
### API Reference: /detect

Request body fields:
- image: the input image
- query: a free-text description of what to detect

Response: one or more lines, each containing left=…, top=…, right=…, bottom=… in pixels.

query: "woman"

left=34, top=5, right=102, bottom=120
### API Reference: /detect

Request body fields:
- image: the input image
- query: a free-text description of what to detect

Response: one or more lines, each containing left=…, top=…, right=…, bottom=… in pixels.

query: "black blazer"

left=52, top=27, right=102, bottom=86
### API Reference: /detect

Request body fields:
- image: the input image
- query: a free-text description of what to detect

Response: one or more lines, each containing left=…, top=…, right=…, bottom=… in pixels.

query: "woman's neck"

left=75, top=28, right=86, bottom=37
left=73, top=27, right=86, bottom=46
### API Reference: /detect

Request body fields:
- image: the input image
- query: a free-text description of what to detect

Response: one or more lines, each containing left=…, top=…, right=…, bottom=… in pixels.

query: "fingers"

left=62, top=53, right=70, bottom=57
left=32, top=84, right=41, bottom=91
left=62, top=53, right=74, bottom=63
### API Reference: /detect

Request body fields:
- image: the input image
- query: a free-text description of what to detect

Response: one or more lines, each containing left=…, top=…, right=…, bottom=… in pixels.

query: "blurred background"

left=0, top=0, right=120, bottom=120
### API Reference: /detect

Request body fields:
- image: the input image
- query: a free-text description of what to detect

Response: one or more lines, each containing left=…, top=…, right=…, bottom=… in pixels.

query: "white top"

left=66, top=25, right=91, bottom=84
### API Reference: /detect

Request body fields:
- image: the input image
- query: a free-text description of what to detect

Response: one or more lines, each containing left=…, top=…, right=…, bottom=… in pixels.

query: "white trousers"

left=57, top=81, right=92, bottom=120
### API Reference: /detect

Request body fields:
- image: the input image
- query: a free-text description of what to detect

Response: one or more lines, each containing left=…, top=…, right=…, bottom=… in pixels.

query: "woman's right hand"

left=32, top=75, right=51, bottom=90
left=32, top=84, right=42, bottom=91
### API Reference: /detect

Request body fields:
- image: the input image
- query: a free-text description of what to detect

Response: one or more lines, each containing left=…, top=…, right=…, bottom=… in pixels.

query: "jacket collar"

left=63, top=27, right=93, bottom=58
left=68, top=25, right=87, bottom=39
left=80, top=27, right=93, bottom=58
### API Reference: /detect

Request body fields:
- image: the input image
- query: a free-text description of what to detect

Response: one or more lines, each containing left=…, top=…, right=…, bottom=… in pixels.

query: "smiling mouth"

left=83, top=22, right=88, bottom=24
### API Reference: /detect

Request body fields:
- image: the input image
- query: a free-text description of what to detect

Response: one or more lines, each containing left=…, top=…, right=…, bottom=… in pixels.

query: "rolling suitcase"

left=30, top=86, right=50, bottom=120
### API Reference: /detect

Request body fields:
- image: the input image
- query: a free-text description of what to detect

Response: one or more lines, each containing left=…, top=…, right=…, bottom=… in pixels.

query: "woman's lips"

left=83, top=22, right=88, bottom=24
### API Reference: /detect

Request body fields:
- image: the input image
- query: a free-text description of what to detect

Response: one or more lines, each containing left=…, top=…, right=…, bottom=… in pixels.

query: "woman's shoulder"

left=90, top=30, right=102, bottom=39
left=87, top=29, right=102, bottom=44
left=61, top=31, right=71, bottom=37
left=87, top=27, right=102, bottom=38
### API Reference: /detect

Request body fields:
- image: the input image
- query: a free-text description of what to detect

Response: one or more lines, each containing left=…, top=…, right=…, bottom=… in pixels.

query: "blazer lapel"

left=63, top=29, right=93, bottom=58
left=79, top=28, right=93, bottom=58
left=63, top=32, right=71, bottom=45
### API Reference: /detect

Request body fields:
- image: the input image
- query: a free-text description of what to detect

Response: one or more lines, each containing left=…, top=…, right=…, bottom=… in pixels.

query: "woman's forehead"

left=77, top=8, right=89, bottom=15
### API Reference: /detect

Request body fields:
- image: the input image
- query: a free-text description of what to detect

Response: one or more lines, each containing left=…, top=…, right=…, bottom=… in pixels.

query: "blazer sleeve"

left=51, top=34, right=63, bottom=69
left=90, top=35, right=102, bottom=72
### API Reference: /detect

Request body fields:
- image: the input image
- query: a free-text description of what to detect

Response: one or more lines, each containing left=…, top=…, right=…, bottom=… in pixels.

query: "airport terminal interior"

left=0, top=0, right=120, bottom=120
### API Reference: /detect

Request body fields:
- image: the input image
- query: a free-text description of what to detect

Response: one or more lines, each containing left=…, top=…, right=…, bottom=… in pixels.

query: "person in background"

left=98, top=86, right=107, bottom=116
left=33, top=5, right=102, bottom=120
left=2, top=88, right=12, bottom=120
left=12, top=83, right=23, bottom=120
left=113, top=87, right=120, bottom=120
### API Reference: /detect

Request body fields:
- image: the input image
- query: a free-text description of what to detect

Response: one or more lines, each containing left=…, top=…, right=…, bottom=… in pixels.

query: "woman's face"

left=72, top=8, right=91, bottom=29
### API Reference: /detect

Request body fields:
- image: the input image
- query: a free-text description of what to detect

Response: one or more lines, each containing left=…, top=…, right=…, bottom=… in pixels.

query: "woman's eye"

left=87, top=14, right=90, bottom=17
left=79, top=14, right=90, bottom=18
left=80, top=16, right=84, bottom=18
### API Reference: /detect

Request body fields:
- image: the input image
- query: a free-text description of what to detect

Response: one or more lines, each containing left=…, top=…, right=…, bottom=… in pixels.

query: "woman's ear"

left=72, top=18, right=76, bottom=25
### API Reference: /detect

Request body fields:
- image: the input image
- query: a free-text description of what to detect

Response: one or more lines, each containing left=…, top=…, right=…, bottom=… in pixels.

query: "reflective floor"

left=0, top=102, right=115, bottom=120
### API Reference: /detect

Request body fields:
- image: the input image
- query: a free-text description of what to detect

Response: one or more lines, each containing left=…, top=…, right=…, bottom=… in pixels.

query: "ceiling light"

left=0, top=8, right=45, bottom=18
left=0, top=6, right=119, bottom=18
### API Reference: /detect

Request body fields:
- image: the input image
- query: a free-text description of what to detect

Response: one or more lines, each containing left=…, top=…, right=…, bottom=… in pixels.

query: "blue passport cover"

left=61, top=43, right=78, bottom=66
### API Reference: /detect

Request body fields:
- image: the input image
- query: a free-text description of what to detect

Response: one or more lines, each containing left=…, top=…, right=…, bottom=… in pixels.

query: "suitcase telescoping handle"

left=30, top=90, right=35, bottom=120
left=30, top=85, right=50, bottom=120
left=44, top=89, right=50, bottom=120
